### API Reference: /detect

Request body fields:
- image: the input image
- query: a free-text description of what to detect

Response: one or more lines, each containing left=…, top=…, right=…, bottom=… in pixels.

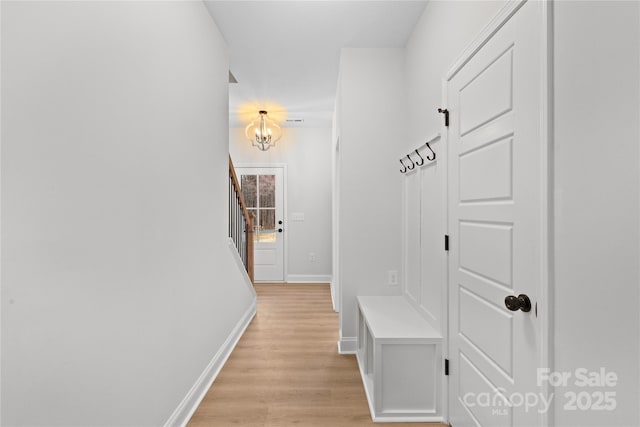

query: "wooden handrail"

left=229, top=156, right=253, bottom=227
left=229, top=155, right=254, bottom=284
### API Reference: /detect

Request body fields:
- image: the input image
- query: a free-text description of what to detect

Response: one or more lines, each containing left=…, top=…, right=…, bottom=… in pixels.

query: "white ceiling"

left=204, top=1, right=428, bottom=128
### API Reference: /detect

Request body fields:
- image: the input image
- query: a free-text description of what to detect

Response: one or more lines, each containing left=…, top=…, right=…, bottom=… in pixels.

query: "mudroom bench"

left=356, top=296, right=443, bottom=422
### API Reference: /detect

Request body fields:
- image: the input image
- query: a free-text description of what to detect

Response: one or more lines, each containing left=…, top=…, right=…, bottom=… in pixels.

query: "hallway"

left=188, top=284, right=447, bottom=426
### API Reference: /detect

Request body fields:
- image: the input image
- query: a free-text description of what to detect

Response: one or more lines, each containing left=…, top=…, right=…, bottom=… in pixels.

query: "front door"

left=447, top=1, right=546, bottom=426
left=237, top=167, right=285, bottom=282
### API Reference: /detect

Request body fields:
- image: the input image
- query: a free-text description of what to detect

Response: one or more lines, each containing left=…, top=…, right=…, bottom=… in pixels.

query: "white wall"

left=1, top=2, right=255, bottom=425
left=332, top=94, right=341, bottom=311
left=229, top=127, right=332, bottom=282
left=402, top=0, right=506, bottom=335
left=553, top=2, right=640, bottom=426
left=334, top=48, right=406, bottom=351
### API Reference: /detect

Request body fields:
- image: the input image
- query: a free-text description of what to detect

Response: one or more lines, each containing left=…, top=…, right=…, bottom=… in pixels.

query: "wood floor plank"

left=188, top=284, right=448, bottom=427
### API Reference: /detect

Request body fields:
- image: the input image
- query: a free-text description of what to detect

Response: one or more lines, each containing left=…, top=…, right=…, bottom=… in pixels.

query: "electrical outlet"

left=388, top=270, right=398, bottom=286
left=309, top=252, right=316, bottom=262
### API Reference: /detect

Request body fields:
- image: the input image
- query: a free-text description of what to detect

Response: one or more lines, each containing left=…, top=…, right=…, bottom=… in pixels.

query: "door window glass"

left=259, top=175, right=275, bottom=207
left=241, top=175, right=257, bottom=208
left=241, top=174, right=278, bottom=242
left=259, top=208, right=276, bottom=242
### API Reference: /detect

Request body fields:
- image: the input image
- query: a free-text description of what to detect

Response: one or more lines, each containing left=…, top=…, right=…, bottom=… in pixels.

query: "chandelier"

left=245, top=110, right=282, bottom=151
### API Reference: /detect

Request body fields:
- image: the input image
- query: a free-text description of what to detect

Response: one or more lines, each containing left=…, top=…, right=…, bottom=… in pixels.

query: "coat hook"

left=425, top=142, right=436, bottom=161
left=414, top=149, right=425, bottom=166
left=399, top=158, right=408, bottom=173
left=406, top=154, right=415, bottom=170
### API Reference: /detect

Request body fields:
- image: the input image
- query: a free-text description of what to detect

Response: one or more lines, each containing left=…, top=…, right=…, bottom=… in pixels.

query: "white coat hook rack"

left=399, top=133, right=439, bottom=174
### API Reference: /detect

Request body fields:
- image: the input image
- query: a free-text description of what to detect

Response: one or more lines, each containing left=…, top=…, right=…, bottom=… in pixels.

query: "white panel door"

left=237, top=167, right=285, bottom=282
left=447, top=2, right=545, bottom=426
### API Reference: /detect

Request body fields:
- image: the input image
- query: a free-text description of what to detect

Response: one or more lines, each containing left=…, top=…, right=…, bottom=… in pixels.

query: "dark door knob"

left=278, top=228, right=283, bottom=233
left=505, top=294, right=532, bottom=312
left=278, top=220, right=283, bottom=225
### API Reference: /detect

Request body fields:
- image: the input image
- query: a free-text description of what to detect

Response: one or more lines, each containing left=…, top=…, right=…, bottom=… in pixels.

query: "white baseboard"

left=338, top=337, right=357, bottom=354
left=163, top=302, right=257, bottom=427
left=286, top=274, right=332, bottom=283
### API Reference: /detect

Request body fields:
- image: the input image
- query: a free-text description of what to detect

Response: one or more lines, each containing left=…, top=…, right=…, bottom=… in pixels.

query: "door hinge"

left=444, top=235, right=449, bottom=251
left=445, top=358, right=449, bottom=376
left=438, top=108, right=449, bottom=127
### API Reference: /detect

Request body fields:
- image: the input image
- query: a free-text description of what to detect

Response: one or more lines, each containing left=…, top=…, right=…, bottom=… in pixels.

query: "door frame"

left=235, top=163, right=288, bottom=283
left=441, top=1, right=553, bottom=425
left=332, top=137, right=340, bottom=313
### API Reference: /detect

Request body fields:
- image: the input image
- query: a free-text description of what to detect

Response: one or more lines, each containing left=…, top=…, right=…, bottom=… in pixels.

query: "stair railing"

left=228, top=155, right=254, bottom=283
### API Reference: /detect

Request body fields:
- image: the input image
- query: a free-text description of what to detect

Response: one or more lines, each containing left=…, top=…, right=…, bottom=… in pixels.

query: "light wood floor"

left=188, top=283, right=447, bottom=427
